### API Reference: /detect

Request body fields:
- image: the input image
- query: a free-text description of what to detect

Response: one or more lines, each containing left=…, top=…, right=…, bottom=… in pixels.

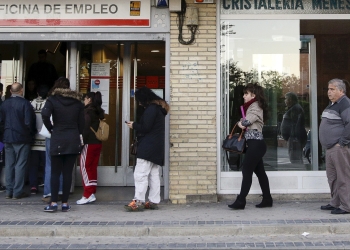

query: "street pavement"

left=0, top=187, right=350, bottom=249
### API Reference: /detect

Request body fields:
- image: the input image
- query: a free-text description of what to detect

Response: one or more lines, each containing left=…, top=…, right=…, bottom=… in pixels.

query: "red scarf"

left=242, top=98, right=257, bottom=116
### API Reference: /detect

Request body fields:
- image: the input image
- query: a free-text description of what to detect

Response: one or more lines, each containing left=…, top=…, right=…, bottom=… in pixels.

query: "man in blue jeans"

left=0, top=83, right=36, bottom=199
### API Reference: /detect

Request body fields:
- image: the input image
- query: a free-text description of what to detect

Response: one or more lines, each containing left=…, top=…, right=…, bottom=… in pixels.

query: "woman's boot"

left=255, top=194, right=273, bottom=208
left=228, top=195, right=246, bottom=209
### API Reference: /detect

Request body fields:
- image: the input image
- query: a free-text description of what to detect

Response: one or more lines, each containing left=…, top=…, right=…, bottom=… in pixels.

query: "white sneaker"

left=76, top=194, right=96, bottom=205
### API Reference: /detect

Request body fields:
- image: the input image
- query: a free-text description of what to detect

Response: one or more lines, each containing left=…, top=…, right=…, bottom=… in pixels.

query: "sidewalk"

left=0, top=187, right=349, bottom=240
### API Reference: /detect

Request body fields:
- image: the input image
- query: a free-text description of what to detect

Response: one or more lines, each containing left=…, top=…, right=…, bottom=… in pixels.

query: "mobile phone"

left=125, top=121, right=128, bottom=123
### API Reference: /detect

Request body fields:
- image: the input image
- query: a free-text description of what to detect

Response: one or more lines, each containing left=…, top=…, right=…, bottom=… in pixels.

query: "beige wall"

left=169, top=1, right=217, bottom=204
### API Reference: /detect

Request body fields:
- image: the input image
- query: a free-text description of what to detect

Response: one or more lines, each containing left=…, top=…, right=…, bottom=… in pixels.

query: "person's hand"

left=237, top=121, right=246, bottom=129
left=126, top=121, right=133, bottom=129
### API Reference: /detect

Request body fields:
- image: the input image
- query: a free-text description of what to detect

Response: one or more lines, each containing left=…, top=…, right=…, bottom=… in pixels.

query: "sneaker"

left=124, top=200, right=144, bottom=212
left=0, top=185, right=6, bottom=192
left=76, top=194, right=96, bottom=205
left=12, top=192, right=29, bottom=200
left=144, top=201, right=159, bottom=210
left=44, top=204, right=58, bottom=212
left=31, top=187, right=38, bottom=195
left=62, top=204, right=71, bottom=212
left=5, top=194, right=13, bottom=199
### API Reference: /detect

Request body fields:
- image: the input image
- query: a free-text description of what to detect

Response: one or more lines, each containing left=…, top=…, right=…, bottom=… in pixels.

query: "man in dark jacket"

left=280, top=92, right=307, bottom=164
left=0, top=82, right=36, bottom=199
left=26, top=49, right=58, bottom=95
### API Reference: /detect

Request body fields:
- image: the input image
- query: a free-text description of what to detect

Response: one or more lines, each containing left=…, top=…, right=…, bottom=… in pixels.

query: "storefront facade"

left=217, top=0, right=350, bottom=198
left=1, top=0, right=350, bottom=204
left=0, top=0, right=172, bottom=199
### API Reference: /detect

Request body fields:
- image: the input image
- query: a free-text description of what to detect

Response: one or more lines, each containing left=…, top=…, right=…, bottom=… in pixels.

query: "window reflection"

left=221, top=20, right=314, bottom=171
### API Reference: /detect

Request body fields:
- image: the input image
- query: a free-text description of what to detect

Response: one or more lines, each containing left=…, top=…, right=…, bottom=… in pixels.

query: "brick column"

left=169, top=1, right=217, bottom=204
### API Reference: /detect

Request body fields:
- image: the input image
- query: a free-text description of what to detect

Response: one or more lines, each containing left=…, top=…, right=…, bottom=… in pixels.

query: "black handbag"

left=130, top=138, right=138, bottom=155
left=222, top=122, right=246, bottom=154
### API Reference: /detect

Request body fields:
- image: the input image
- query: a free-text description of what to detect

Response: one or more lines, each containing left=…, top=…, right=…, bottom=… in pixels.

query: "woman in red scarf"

left=228, top=83, right=273, bottom=210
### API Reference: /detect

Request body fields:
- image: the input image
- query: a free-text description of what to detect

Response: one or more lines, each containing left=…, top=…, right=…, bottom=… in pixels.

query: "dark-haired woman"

left=42, top=77, right=84, bottom=212
left=125, top=87, right=170, bottom=211
left=76, top=91, right=105, bottom=205
left=228, top=83, right=273, bottom=210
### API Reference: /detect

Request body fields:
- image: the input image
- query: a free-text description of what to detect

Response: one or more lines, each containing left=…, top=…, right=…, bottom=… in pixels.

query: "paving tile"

left=68, top=244, right=89, bottom=249
left=0, top=245, right=12, bottom=250
left=255, top=243, right=265, bottom=248
left=207, top=243, right=217, bottom=248
left=50, top=244, right=70, bottom=249
left=28, top=244, right=51, bottom=249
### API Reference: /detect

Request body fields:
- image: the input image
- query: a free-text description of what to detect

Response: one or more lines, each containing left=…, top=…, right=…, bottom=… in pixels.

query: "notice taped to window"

left=130, top=1, right=141, bottom=16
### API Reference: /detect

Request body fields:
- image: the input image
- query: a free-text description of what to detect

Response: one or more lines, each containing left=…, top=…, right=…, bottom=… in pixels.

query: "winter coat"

left=0, top=95, right=36, bottom=144
left=132, top=101, right=169, bottom=166
left=82, top=104, right=105, bottom=144
left=41, top=88, right=84, bottom=156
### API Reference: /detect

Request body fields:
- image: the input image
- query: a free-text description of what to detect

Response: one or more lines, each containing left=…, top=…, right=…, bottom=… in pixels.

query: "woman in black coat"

left=125, top=87, right=169, bottom=211
left=41, top=77, right=84, bottom=212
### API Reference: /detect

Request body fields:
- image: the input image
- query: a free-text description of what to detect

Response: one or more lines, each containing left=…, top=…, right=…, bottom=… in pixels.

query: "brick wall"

left=169, top=1, right=217, bottom=204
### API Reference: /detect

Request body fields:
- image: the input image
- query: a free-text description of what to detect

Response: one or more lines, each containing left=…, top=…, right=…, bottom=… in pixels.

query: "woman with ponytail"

left=76, top=91, right=105, bottom=205
left=228, top=83, right=273, bottom=210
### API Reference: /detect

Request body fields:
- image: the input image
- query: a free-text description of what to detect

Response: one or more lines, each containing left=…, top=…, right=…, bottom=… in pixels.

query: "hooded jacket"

left=132, top=100, right=169, bottom=166
left=41, top=88, right=84, bottom=156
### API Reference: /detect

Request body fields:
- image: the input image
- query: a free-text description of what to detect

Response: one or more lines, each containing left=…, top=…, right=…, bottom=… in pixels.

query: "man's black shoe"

left=320, top=204, right=336, bottom=210
left=331, top=208, right=350, bottom=215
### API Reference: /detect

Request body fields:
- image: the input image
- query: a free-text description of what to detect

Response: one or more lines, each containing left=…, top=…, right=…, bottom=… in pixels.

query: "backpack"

left=90, top=119, right=109, bottom=141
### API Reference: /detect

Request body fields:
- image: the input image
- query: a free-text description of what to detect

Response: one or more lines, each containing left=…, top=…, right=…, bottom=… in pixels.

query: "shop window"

left=220, top=20, right=320, bottom=172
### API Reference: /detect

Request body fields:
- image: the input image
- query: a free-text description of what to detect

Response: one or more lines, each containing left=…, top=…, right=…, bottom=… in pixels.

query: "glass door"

left=77, top=41, right=165, bottom=186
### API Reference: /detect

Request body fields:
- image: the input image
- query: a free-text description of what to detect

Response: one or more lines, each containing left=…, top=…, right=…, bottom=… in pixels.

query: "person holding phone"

left=125, top=87, right=169, bottom=212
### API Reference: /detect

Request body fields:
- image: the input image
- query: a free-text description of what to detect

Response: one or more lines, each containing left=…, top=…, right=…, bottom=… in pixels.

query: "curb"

left=0, top=223, right=349, bottom=237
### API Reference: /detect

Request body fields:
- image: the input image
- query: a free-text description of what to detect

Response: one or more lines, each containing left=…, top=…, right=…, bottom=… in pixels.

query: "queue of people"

left=0, top=78, right=104, bottom=212
left=1, top=78, right=349, bottom=216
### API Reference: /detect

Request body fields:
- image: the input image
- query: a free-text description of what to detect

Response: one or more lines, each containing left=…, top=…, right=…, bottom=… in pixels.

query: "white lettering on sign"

left=0, top=0, right=151, bottom=27
left=0, top=4, right=119, bottom=15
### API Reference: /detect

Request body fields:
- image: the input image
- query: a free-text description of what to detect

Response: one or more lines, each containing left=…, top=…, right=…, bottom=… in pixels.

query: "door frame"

left=0, top=33, right=170, bottom=200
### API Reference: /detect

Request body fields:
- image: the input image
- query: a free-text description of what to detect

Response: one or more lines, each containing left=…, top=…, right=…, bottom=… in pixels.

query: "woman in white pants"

left=125, top=87, right=169, bottom=211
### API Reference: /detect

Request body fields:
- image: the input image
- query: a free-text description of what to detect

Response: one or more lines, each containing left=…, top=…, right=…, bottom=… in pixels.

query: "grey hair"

left=285, top=92, right=298, bottom=104
left=328, top=78, right=346, bottom=93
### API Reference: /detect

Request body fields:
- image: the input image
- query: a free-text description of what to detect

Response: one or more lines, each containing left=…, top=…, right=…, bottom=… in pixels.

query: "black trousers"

left=239, top=139, right=271, bottom=198
left=51, top=154, right=77, bottom=203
